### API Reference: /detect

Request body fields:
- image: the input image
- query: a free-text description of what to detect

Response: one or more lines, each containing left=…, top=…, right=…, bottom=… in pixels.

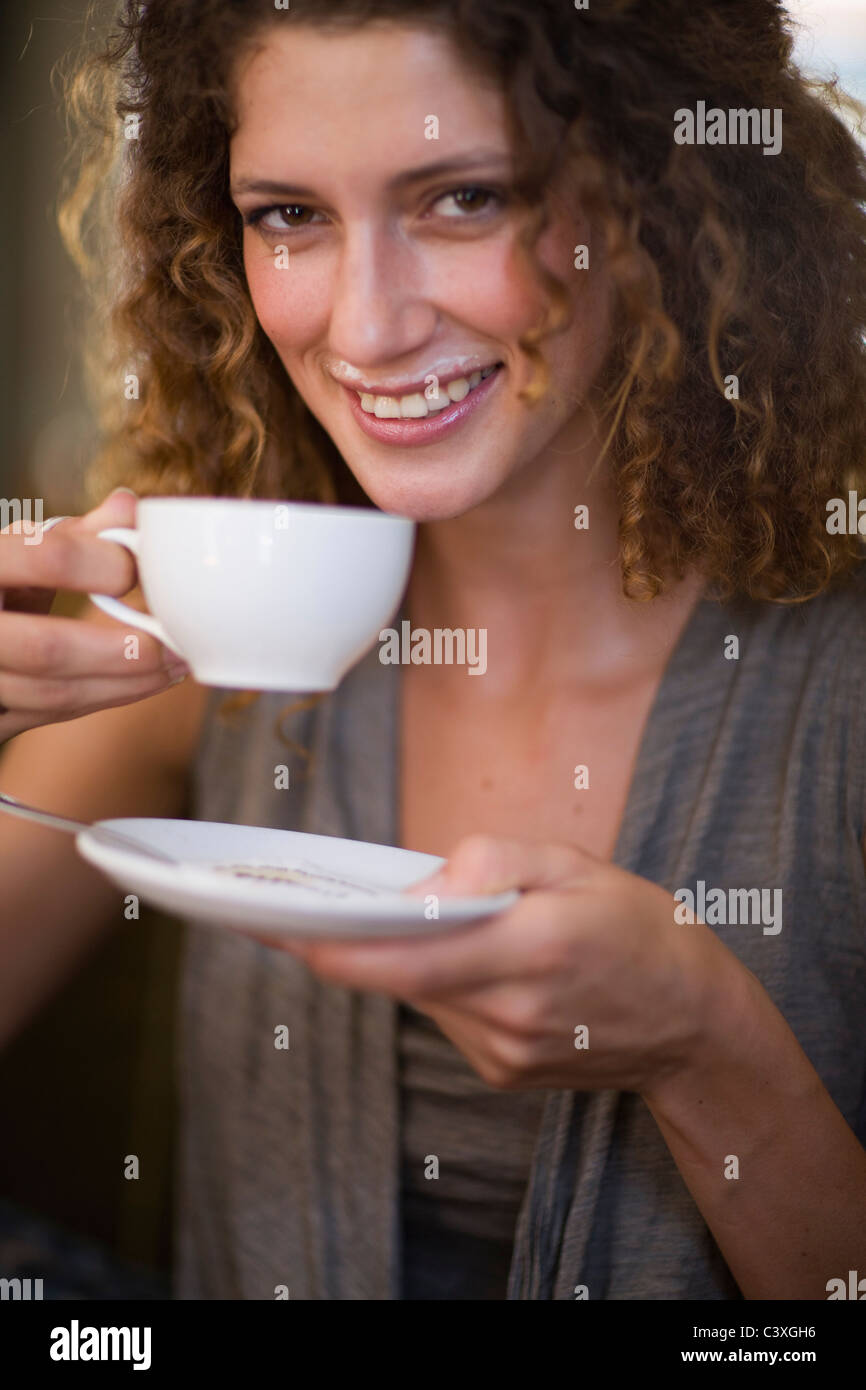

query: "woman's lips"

left=341, top=365, right=504, bottom=446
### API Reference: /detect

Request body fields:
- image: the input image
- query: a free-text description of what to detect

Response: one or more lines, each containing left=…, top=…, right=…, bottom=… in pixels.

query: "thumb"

left=402, top=834, right=598, bottom=898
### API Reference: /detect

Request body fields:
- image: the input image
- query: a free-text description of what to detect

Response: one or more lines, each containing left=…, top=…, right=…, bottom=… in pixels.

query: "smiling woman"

left=61, top=0, right=866, bottom=596
left=30, top=0, right=866, bottom=1304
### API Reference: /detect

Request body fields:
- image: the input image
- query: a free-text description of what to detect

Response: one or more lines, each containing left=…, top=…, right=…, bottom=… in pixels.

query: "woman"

left=1, top=0, right=865, bottom=1299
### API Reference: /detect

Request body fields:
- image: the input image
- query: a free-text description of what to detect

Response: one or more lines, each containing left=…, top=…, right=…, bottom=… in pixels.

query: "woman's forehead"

left=229, top=22, right=508, bottom=174
left=230, top=20, right=503, bottom=129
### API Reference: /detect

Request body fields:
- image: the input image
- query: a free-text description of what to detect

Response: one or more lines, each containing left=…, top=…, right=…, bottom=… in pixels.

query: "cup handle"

left=88, top=528, right=185, bottom=659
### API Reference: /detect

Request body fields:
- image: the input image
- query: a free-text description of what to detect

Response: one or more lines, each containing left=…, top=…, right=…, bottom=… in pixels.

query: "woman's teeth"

left=358, top=364, right=499, bottom=419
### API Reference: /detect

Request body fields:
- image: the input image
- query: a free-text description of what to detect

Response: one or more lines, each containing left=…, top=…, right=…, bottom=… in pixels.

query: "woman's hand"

left=251, top=835, right=866, bottom=1298
left=259, top=833, right=749, bottom=1095
left=0, top=491, right=189, bottom=743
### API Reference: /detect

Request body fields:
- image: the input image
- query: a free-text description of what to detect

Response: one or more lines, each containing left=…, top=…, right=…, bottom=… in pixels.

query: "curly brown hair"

left=58, top=0, right=866, bottom=613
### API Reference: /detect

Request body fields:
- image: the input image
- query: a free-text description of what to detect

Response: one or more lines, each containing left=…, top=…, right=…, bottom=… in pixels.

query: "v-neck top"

left=395, top=595, right=707, bottom=1298
left=174, top=570, right=866, bottom=1299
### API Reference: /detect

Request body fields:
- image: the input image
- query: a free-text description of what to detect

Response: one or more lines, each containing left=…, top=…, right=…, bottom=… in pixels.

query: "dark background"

left=0, top=0, right=178, bottom=1290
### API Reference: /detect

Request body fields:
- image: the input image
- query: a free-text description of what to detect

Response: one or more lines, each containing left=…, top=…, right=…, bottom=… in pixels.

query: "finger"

left=0, top=666, right=186, bottom=715
left=0, top=493, right=138, bottom=595
left=404, top=1002, right=498, bottom=1076
left=0, top=610, right=183, bottom=678
left=403, top=832, right=597, bottom=898
left=295, top=894, right=553, bottom=999
left=1, top=515, right=73, bottom=614
left=412, top=999, right=567, bottom=1088
left=412, top=978, right=566, bottom=1040
left=0, top=673, right=187, bottom=734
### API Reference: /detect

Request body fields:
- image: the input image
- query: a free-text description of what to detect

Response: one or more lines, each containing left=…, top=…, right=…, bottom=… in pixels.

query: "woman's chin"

left=357, top=487, right=491, bottom=523
left=345, top=467, right=507, bottom=523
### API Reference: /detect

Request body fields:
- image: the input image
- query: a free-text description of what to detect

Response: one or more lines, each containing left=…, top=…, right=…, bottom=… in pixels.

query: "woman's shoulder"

left=743, top=560, right=866, bottom=668
left=697, top=564, right=866, bottom=795
left=759, top=564, right=866, bottom=824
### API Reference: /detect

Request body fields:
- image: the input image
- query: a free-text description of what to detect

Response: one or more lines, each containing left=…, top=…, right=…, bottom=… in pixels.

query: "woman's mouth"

left=341, top=363, right=504, bottom=446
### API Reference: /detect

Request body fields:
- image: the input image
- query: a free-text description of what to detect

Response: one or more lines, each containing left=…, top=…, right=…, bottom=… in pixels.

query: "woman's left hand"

left=250, top=834, right=745, bottom=1094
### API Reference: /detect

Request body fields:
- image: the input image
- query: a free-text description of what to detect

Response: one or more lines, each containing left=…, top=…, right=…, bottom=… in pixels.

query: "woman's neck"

left=405, top=431, right=706, bottom=697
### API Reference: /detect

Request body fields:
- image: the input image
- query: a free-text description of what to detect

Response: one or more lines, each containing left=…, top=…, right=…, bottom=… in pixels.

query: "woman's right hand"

left=0, top=489, right=191, bottom=744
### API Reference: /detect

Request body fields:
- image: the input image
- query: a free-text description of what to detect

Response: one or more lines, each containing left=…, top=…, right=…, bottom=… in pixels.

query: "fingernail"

left=168, top=673, right=187, bottom=687
left=110, top=486, right=138, bottom=498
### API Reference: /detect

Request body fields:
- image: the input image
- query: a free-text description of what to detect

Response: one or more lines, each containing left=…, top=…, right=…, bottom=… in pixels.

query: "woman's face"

left=230, top=21, right=611, bottom=521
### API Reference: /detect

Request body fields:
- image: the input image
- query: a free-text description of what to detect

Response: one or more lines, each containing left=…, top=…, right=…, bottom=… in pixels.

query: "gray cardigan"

left=173, top=577, right=866, bottom=1298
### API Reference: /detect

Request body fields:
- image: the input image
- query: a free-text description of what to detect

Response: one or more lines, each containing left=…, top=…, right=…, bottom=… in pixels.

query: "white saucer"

left=75, top=818, right=518, bottom=937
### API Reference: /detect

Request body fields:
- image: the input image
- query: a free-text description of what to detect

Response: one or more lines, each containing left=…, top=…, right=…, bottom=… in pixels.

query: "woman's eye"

left=242, top=185, right=503, bottom=235
left=429, top=186, right=501, bottom=219
left=245, top=204, right=323, bottom=233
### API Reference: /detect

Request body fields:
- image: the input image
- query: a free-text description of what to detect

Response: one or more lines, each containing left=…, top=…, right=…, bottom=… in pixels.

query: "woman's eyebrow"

left=230, top=149, right=511, bottom=201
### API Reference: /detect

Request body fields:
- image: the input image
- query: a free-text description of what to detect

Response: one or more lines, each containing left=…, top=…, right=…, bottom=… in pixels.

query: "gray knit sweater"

left=173, top=577, right=866, bottom=1299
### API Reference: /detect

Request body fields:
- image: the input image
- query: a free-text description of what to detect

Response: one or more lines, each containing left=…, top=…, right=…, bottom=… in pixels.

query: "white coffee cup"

left=88, top=497, right=416, bottom=690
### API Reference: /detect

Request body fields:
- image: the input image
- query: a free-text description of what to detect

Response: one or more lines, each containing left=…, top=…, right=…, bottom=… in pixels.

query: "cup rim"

left=136, top=496, right=413, bottom=524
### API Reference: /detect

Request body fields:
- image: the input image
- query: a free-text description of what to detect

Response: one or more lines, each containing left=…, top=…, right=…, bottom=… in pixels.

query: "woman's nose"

left=327, top=225, right=437, bottom=367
